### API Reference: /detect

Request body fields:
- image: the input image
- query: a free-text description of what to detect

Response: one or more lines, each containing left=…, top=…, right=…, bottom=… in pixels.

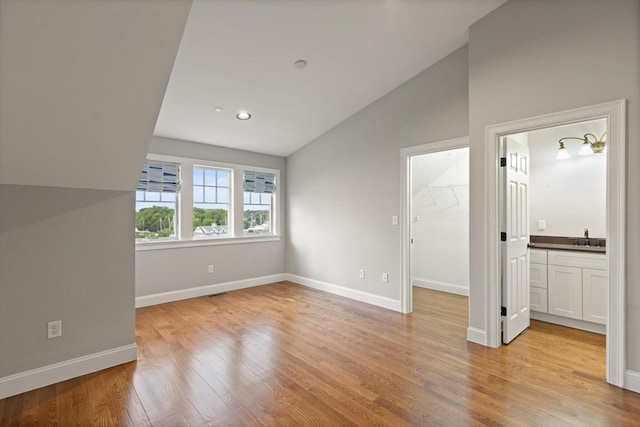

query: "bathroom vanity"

left=528, top=236, right=606, bottom=334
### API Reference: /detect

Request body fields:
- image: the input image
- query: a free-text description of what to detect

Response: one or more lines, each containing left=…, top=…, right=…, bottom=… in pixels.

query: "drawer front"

left=547, top=250, right=606, bottom=270
left=530, top=287, right=548, bottom=313
left=530, top=249, right=547, bottom=264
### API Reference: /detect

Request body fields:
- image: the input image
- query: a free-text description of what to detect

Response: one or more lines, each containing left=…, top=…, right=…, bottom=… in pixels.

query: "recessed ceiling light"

left=294, top=59, right=308, bottom=69
left=213, top=106, right=223, bottom=113
left=236, top=111, right=251, bottom=120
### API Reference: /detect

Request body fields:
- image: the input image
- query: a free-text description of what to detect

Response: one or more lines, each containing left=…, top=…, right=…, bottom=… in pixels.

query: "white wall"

left=286, top=46, right=469, bottom=303
left=411, top=148, right=469, bottom=294
left=468, top=0, right=639, bottom=370
left=135, top=137, right=286, bottom=301
left=528, top=119, right=607, bottom=238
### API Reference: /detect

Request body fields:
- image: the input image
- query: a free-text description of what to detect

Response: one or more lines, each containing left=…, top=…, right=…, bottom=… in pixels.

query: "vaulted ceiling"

left=155, top=0, right=506, bottom=157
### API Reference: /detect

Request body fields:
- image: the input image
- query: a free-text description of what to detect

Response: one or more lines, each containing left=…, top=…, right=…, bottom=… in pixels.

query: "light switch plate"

left=537, top=219, right=546, bottom=230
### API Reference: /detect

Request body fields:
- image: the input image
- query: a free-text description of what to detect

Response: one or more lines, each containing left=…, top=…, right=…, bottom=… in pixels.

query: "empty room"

left=1, top=0, right=639, bottom=425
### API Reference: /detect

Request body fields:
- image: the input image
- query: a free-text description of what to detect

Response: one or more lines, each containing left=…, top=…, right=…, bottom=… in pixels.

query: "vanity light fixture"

left=236, top=111, right=252, bottom=120
left=556, top=132, right=606, bottom=159
left=556, top=141, right=570, bottom=160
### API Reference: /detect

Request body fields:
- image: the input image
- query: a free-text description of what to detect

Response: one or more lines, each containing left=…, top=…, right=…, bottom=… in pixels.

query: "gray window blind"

left=243, top=171, right=275, bottom=193
left=137, top=160, right=180, bottom=193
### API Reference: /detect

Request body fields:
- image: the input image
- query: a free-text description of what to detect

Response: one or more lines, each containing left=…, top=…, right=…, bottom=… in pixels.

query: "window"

left=193, top=166, right=230, bottom=238
left=136, top=156, right=280, bottom=246
left=135, top=160, right=179, bottom=242
left=243, top=171, right=275, bottom=235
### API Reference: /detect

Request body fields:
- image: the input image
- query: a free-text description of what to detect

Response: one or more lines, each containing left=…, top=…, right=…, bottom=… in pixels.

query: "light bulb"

left=236, top=111, right=251, bottom=120
left=556, top=147, right=570, bottom=160
left=579, top=142, right=592, bottom=156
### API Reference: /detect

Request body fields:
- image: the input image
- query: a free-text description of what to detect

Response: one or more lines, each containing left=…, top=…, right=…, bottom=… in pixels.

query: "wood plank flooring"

left=1, top=282, right=638, bottom=426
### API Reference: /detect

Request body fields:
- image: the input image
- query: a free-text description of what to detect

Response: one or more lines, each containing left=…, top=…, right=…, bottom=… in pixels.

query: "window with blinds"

left=243, top=171, right=275, bottom=235
left=135, top=160, right=180, bottom=242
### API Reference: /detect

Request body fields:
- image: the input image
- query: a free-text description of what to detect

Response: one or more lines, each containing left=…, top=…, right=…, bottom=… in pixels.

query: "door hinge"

left=501, top=306, right=507, bottom=316
left=500, top=157, right=507, bottom=167
left=500, top=232, right=507, bottom=241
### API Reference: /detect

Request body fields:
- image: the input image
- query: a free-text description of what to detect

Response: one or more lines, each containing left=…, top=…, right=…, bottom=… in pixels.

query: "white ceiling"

left=154, top=0, right=505, bottom=157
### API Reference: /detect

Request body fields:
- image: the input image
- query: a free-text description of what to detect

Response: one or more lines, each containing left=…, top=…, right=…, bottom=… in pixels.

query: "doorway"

left=484, top=100, right=626, bottom=387
left=500, top=118, right=608, bottom=344
left=400, top=136, right=469, bottom=313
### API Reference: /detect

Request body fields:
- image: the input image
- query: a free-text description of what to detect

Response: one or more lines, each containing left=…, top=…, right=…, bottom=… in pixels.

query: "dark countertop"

left=528, top=242, right=606, bottom=253
left=529, top=235, right=606, bottom=254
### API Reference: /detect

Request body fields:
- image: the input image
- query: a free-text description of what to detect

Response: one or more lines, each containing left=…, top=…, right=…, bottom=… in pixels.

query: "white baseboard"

left=530, top=311, right=606, bottom=335
left=625, top=370, right=640, bottom=394
left=135, top=273, right=286, bottom=308
left=0, top=344, right=137, bottom=399
left=413, top=278, right=469, bottom=296
left=285, top=274, right=401, bottom=312
left=466, top=327, right=486, bottom=345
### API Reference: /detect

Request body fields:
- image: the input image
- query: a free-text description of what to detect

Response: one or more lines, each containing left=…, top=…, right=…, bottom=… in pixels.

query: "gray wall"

left=0, top=0, right=192, bottom=191
left=468, top=0, right=640, bottom=370
left=286, top=46, right=469, bottom=300
left=0, top=186, right=135, bottom=376
left=0, top=1, right=191, bottom=381
left=136, top=137, right=286, bottom=298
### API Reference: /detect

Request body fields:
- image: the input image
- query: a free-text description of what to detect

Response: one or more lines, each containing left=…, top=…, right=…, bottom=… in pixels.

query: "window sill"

left=135, top=235, right=281, bottom=251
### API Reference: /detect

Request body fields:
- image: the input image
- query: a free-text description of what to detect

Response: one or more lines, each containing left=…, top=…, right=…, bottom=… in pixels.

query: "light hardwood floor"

left=1, top=282, right=638, bottom=426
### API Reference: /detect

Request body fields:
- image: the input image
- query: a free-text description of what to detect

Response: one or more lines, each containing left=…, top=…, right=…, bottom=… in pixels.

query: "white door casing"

left=480, top=99, right=626, bottom=388
left=502, top=139, right=530, bottom=344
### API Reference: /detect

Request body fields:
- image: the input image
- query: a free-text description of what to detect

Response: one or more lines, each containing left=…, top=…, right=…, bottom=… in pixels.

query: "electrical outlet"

left=382, top=273, right=389, bottom=283
left=392, top=216, right=399, bottom=226
left=47, top=320, right=62, bottom=339
left=359, top=269, right=365, bottom=279
left=208, top=264, right=214, bottom=274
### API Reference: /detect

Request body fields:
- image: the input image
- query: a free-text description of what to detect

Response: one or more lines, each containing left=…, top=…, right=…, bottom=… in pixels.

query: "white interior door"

left=502, top=139, right=530, bottom=344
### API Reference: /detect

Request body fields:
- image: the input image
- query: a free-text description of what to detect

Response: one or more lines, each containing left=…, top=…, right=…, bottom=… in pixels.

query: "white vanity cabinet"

left=529, top=249, right=607, bottom=329
left=529, top=250, right=548, bottom=313
left=548, top=265, right=583, bottom=319
left=582, top=268, right=608, bottom=325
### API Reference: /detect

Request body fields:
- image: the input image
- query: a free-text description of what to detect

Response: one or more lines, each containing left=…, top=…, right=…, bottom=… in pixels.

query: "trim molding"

left=466, top=327, right=486, bottom=345
left=0, top=344, right=136, bottom=399
left=136, top=274, right=286, bottom=308
left=413, top=278, right=469, bottom=296
left=286, top=274, right=401, bottom=312
left=624, top=370, right=640, bottom=394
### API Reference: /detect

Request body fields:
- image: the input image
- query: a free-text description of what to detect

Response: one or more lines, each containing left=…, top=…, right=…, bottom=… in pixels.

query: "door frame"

left=400, top=136, right=469, bottom=313
left=484, top=100, right=626, bottom=387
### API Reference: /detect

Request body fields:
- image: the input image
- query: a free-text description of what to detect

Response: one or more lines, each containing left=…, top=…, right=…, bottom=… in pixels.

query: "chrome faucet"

left=584, top=228, right=590, bottom=246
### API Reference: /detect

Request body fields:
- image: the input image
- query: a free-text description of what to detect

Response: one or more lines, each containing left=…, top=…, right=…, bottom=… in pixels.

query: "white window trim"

left=136, top=153, right=281, bottom=251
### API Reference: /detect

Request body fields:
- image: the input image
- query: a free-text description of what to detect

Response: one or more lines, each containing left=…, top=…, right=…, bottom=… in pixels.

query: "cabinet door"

left=530, top=287, right=548, bottom=313
left=548, top=265, right=582, bottom=319
left=583, top=268, right=607, bottom=325
left=530, top=263, right=547, bottom=289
